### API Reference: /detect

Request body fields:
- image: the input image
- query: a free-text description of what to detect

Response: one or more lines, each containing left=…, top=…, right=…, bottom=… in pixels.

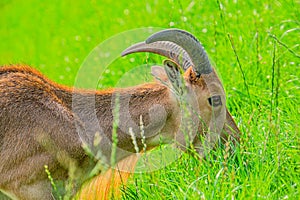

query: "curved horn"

left=146, top=29, right=212, bottom=75
left=121, top=41, right=193, bottom=71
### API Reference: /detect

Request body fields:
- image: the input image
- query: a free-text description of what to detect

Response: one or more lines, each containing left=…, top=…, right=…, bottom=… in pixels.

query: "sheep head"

left=122, top=29, right=239, bottom=156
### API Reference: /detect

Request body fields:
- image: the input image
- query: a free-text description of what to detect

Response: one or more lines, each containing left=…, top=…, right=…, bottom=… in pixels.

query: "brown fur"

left=77, top=154, right=139, bottom=200
left=0, top=64, right=239, bottom=200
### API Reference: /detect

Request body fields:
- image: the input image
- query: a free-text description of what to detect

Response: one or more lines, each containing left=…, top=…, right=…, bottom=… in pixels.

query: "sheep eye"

left=208, top=95, right=222, bottom=107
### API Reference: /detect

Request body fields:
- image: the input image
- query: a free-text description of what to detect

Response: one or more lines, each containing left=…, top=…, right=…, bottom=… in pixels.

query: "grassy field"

left=1, top=0, right=299, bottom=199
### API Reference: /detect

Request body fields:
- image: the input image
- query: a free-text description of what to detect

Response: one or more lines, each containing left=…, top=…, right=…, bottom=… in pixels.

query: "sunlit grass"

left=0, top=0, right=299, bottom=199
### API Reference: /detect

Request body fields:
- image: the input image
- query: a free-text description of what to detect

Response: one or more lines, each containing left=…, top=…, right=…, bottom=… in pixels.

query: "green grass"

left=1, top=0, right=299, bottom=199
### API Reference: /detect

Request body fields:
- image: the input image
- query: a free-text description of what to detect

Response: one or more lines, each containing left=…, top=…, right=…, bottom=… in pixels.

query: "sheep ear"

left=151, top=66, right=168, bottom=82
left=163, top=59, right=184, bottom=94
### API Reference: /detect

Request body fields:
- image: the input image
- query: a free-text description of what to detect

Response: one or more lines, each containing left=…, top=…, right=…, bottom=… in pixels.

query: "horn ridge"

left=145, top=29, right=212, bottom=75
left=121, top=41, right=193, bottom=71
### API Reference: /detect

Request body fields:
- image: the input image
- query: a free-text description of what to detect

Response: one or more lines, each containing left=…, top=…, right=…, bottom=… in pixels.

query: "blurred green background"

left=1, top=0, right=299, bottom=199
left=2, top=0, right=298, bottom=87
